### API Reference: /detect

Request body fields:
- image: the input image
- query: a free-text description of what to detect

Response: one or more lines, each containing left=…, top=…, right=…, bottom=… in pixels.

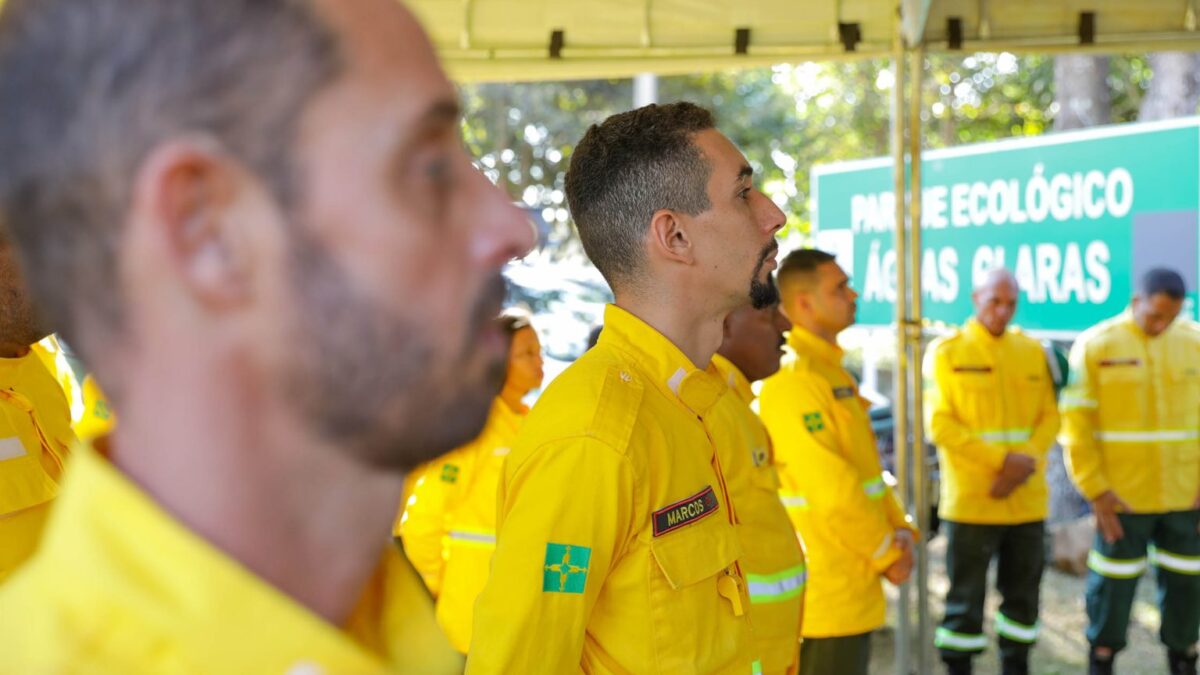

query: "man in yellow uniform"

left=0, top=238, right=78, bottom=582
left=760, top=248, right=915, bottom=675
left=398, top=309, right=544, bottom=653
left=923, top=268, right=1060, bottom=675
left=712, top=282, right=808, bottom=675
left=1061, top=268, right=1200, bottom=675
left=0, top=0, right=534, bottom=671
left=469, top=102, right=786, bottom=673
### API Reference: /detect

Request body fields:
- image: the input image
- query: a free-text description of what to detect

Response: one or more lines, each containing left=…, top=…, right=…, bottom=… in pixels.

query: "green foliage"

left=459, top=54, right=1157, bottom=260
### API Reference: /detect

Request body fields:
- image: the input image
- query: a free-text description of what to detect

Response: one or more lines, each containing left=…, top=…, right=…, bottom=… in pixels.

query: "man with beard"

left=711, top=282, right=808, bottom=675
left=469, top=102, right=785, bottom=673
left=0, top=0, right=533, bottom=671
left=0, top=237, right=78, bottom=583
left=760, top=249, right=915, bottom=675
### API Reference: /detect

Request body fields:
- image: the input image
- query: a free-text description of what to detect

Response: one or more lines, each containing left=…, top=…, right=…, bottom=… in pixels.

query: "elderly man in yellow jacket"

left=712, top=282, right=807, bottom=675
left=0, top=239, right=78, bottom=583
left=924, top=268, right=1060, bottom=675
left=1061, top=268, right=1200, bottom=675
left=469, top=102, right=786, bottom=674
left=760, top=248, right=915, bottom=675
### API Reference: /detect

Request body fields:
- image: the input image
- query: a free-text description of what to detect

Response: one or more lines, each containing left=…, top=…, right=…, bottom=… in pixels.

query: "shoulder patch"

left=543, top=543, right=591, bottom=594
left=802, top=411, right=825, bottom=433
left=439, top=463, right=459, bottom=483
left=653, top=485, right=719, bottom=536
left=832, top=386, right=856, bottom=399
left=586, top=365, right=644, bottom=453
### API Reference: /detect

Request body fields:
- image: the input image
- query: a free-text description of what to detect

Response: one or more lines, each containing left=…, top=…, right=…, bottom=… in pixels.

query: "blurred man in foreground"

left=0, top=0, right=533, bottom=671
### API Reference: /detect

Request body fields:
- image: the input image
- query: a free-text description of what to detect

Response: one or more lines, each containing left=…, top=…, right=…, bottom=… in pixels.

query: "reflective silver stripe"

left=978, top=429, right=1033, bottom=444
left=1087, top=550, right=1147, bottom=578
left=1150, top=546, right=1200, bottom=575
left=872, top=531, right=895, bottom=561
left=935, top=628, right=988, bottom=651
left=994, top=613, right=1039, bottom=643
left=780, top=494, right=809, bottom=510
left=863, top=476, right=886, bottom=500
left=1061, top=396, right=1098, bottom=410
left=447, top=530, right=496, bottom=546
left=1095, top=430, right=1200, bottom=442
left=746, top=565, right=807, bottom=604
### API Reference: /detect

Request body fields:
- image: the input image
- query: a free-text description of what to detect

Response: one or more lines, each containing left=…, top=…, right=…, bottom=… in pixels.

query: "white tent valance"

left=406, top=0, right=1200, bottom=82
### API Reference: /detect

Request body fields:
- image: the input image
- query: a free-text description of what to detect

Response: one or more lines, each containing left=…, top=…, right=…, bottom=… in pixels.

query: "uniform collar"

left=711, top=353, right=755, bottom=406
left=33, top=442, right=388, bottom=673
left=786, top=325, right=844, bottom=366
left=490, top=396, right=527, bottom=436
left=598, top=304, right=727, bottom=416
left=964, top=318, right=1008, bottom=343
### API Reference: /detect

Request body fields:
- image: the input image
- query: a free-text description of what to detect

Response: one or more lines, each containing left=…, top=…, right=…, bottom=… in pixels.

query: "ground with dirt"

left=866, top=534, right=1167, bottom=674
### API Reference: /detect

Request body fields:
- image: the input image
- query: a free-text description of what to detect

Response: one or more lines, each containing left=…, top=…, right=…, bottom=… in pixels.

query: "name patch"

left=952, top=365, right=993, bottom=373
left=832, top=386, right=856, bottom=399
left=1099, top=358, right=1141, bottom=368
left=653, top=486, right=719, bottom=536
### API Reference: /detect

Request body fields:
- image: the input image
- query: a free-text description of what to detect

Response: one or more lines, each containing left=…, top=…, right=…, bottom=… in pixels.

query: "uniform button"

left=286, top=662, right=324, bottom=675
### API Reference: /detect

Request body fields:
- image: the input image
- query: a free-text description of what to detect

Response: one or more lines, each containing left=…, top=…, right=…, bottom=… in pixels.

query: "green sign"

left=812, top=118, right=1200, bottom=335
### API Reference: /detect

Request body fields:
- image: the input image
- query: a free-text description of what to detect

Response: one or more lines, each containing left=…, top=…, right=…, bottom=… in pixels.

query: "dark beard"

left=284, top=230, right=507, bottom=471
left=749, top=242, right=780, bottom=309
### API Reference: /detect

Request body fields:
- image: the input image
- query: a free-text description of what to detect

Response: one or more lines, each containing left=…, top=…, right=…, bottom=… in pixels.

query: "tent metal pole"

left=890, top=8, right=911, bottom=673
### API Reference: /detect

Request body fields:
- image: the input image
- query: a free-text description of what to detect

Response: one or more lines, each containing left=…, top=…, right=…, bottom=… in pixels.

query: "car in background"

left=504, top=258, right=613, bottom=401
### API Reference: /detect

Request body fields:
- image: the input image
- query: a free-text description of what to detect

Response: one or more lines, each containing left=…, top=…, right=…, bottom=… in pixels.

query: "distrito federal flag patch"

left=543, top=543, right=591, bottom=594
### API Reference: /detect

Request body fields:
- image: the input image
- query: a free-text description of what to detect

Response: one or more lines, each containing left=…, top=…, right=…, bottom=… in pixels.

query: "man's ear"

left=131, top=137, right=254, bottom=311
left=647, top=208, right=694, bottom=266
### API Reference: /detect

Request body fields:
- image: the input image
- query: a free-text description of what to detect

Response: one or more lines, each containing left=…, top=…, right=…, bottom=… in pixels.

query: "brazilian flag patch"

left=803, top=412, right=825, bottom=433
left=543, top=543, right=591, bottom=594
left=440, top=463, right=460, bottom=484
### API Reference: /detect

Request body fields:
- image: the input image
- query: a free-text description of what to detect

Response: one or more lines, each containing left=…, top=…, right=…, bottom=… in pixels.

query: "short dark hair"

left=777, top=248, right=836, bottom=293
left=1139, top=267, right=1187, bottom=300
left=565, top=102, right=715, bottom=291
left=0, top=0, right=342, bottom=356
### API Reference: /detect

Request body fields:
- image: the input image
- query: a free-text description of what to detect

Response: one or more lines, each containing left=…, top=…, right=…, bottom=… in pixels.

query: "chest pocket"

left=1096, top=362, right=1148, bottom=424
left=648, top=505, right=746, bottom=673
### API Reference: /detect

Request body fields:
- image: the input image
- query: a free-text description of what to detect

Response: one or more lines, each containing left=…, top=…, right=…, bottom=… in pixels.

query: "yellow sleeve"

left=398, top=455, right=460, bottom=597
left=1060, top=338, right=1108, bottom=500
left=1026, top=356, right=1061, bottom=457
left=467, top=438, right=635, bottom=674
left=761, top=377, right=901, bottom=574
left=923, top=343, right=1007, bottom=472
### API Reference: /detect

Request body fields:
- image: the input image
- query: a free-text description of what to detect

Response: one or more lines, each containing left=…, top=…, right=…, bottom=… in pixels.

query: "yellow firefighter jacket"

left=759, top=326, right=914, bottom=638
left=1061, top=311, right=1200, bottom=512
left=467, top=305, right=757, bottom=674
left=924, top=319, right=1061, bottom=524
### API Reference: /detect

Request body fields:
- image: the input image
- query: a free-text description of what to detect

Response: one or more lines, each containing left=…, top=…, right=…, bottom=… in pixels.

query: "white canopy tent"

left=409, top=0, right=1200, bottom=82
left=406, top=2, right=1200, bottom=672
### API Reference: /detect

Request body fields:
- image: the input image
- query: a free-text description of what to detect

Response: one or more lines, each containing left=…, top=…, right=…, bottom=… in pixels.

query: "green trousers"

left=798, top=632, right=871, bottom=675
left=937, top=520, right=1045, bottom=664
left=1086, top=510, right=1200, bottom=653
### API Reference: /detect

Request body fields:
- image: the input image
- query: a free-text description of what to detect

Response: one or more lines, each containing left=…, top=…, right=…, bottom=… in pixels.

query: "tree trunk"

left=1053, top=55, right=1112, bottom=131
left=1139, top=52, right=1200, bottom=121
